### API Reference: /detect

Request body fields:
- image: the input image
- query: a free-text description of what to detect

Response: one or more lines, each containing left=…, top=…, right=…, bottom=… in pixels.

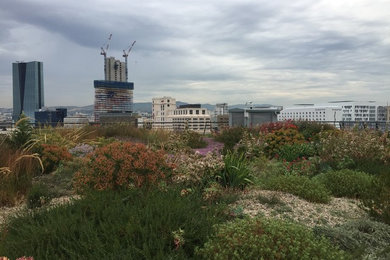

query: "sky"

left=0, top=0, right=390, bottom=108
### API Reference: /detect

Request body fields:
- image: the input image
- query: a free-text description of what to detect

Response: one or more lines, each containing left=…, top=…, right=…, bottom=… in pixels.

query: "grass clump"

left=26, top=183, right=52, bottom=209
left=314, top=219, right=390, bottom=259
left=314, top=169, right=374, bottom=199
left=0, top=186, right=228, bottom=259
left=196, top=217, right=350, bottom=260
left=262, top=175, right=331, bottom=203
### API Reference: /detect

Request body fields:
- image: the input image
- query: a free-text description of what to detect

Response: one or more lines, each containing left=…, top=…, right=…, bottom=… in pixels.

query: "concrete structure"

left=278, top=105, right=342, bottom=123
left=104, top=57, right=126, bottom=82
left=35, top=108, right=67, bottom=127
left=152, top=97, right=176, bottom=129
left=94, top=80, right=134, bottom=122
left=229, top=105, right=283, bottom=127
left=12, top=61, right=44, bottom=122
left=64, top=115, right=89, bottom=128
left=212, top=103, right=229, bottom=130
left=171, top=104, right=211, bottom=132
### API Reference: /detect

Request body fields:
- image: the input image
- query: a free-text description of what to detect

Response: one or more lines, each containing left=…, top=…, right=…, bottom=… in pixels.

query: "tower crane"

left=100, top=33, right=112, bottom=79
left=123, top=40, right=136, bottom=82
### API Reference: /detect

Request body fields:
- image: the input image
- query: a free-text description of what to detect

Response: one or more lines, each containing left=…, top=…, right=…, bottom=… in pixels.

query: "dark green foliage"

left=362, top=172, right=390, bottom=225
left=0, top=186, right=228, bottom=259
left=196, top=217, right=350, bottom=260
left=26, top=183, right=52, bottom=209
left=216, top=151, right=253, bottom=190
left=214, top=127, right=245, bottom=154
left=277, top=143, right=316, bottom=162
left=314, top=219, right=390, bottom=259
left=294, top=121, right=336, bottom=141
left=9, top=113, right=33, bottom=148
left=262, top=175, right=331, bottom=203
left=314, top=169, right=374, bottom=198
left=181, top=130, right=207, bottom=149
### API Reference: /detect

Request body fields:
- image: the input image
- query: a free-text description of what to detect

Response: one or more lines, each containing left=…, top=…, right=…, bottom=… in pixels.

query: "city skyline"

left=0, top=0, right=389, bottom=108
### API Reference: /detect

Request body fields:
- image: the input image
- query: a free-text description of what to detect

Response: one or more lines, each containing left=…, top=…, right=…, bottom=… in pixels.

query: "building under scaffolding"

left=94, top=80, right=134, bottom=122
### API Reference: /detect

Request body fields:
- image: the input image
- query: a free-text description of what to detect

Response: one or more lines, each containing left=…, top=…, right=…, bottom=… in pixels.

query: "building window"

left=196, top=110, right=199, bottom=115
left=202, top=110, right=205, bottom=115
left=190, top=110, right=193, bottom=114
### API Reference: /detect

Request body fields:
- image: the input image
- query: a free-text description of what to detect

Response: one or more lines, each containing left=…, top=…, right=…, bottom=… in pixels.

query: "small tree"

left=10, top=113, right=33, bottom=148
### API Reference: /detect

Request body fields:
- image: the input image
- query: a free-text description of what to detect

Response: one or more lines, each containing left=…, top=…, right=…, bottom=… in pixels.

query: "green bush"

left=26, top=183, right=52, bottom=209
left=216, top=151, right=253, bottom=190
left=314, top=169, right=374, bottom=199
left=263, top=128, right=305, bottom=158
left=196, top=217, right=349, bottom=260
left=262, top=175, right=331, bottom=203
left=314, top=219, right=390, bottom=259
left=294, top=121, right=336, bottom=141
left=0, top=186, right=228, bottom=259
left=181, top=130, right=207, bottom=149
left=214, top=127, right=245, bottom=154
left=362, top=172, right=390, bottom=225
left=277, top=143, right=316, bottom=162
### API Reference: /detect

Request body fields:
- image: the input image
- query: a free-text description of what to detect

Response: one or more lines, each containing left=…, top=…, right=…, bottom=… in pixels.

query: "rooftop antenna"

left=122, top=41, right=136, bottom=82
left=100, top=33, right=112, bottom=79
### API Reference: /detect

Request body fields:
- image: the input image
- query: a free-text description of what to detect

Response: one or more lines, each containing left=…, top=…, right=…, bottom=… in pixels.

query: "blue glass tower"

left=12, top=61, right=44, bottom=122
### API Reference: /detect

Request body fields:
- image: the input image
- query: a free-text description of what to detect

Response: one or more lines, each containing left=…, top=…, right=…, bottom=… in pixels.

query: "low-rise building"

left=171, top=104, right=211, bottom=133
left=229, top=105, right=283, bottom=127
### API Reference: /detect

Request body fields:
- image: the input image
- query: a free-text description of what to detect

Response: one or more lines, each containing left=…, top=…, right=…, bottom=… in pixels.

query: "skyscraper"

left=12, top=61, right=44, bottom=122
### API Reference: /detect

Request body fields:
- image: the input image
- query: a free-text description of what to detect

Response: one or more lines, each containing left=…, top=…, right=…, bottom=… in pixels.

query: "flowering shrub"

left=263, top=128, right=305, bottom=157
left=318, top=130, right=390, bottom=169
left=41, top=144, right=72, bottom=174
left=69, top=143, right=94, bottom=157
left=259, top=120, right=297, bottom=133
left=169, top=152, right=224, bottom=186
left=73, top=142, right=173, bottom=191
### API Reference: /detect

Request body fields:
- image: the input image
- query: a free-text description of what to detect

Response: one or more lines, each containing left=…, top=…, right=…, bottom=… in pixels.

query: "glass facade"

left=12, top=61, right=44, bottom=122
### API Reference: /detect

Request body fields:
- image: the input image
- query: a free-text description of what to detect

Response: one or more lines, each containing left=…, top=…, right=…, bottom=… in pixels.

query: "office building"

left=35, top=108, right=67, bottom=127
left=278, top=105, right=342, bottom=123
left=104, top=57, right=126, bottom=82
left=171, top=104, right=211, bottom=132
left=12, top=61, right=44, bottom=122
left=152, top=97, right=176, bottom=129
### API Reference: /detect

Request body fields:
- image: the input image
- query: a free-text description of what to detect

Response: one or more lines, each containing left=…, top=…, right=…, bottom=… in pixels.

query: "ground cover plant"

left=0, top=186, right=229, bottom=259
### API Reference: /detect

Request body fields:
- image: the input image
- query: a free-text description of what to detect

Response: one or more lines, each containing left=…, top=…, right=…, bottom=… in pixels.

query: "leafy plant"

left=264, top=128, right=305, bottom=158
left=216, top=151, right=253, bottom=190
left=9, top=113, right=33, bottom=149
left=214, top=127, right=245, bottom=154
left=259, top=120, right=298, bottom=133
left=314, top=169, right=374, bottom=198
left=196, top=217, right=349, bottom=260
left=26, top=183, right=52, bottom=209
left=277, top=142, right=316, bottom=162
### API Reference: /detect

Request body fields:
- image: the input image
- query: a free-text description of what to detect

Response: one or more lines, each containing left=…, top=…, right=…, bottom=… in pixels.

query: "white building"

left=171, top=104, right=211, bottom=132
left=329, top=101, right=381, bottom=122
left=278, top=105, right=342, bottom=123
left=152, top=97, right=176, bottom=129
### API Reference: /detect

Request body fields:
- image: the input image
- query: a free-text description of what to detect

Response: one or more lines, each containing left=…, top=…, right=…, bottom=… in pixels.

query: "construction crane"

left=123, top=41, right=136, bottom=82
left=100, top=33, right=112, bottom=79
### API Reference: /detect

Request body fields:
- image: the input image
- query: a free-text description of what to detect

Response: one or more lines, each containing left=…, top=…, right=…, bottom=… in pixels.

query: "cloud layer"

left=1, top=0, right=389, bottom=107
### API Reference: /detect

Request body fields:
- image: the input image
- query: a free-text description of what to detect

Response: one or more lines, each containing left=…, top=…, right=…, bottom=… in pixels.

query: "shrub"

left=281, top=157, right=318, bottom=177
left=362, top=172, right=390, bottom=225
left=262, top=175, right=330, bottom=203
left=68, top=143, right=94, bottom=157
left=196, top=217, right=349, bottom=259
left=180, top=130, right=207, bottom=149
left=169, top=152, right=224, bottom=187
left=314, top=219, right=390, bottom=259
left=214, top=127, right=245, bottom=154
left=26, top=183, right=52, bottom=209
left=277, top=142, right=316, bottom=162
left=314, top=169, right=374, bottom=198
left=8, top=113, right=33, bottom=149
left=264, top=128, right=305, bottom=158
left=41, top=144, right=72, bottom=174
left=293, top=121, right=336, bottom=141
left=235, top=131, right=265, bottom=159
left=259, top=120, right=298, bottom=133
left=318, top=130, right=390, bottom=172
left=216, top=151, right=253, bottom=190
left=73, top=142, right=173, bottom=191
left=0, top=187, right=228, bottom=259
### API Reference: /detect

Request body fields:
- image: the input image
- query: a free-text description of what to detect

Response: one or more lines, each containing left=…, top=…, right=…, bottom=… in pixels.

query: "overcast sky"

left=1, top=0, right=389, bottom=108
